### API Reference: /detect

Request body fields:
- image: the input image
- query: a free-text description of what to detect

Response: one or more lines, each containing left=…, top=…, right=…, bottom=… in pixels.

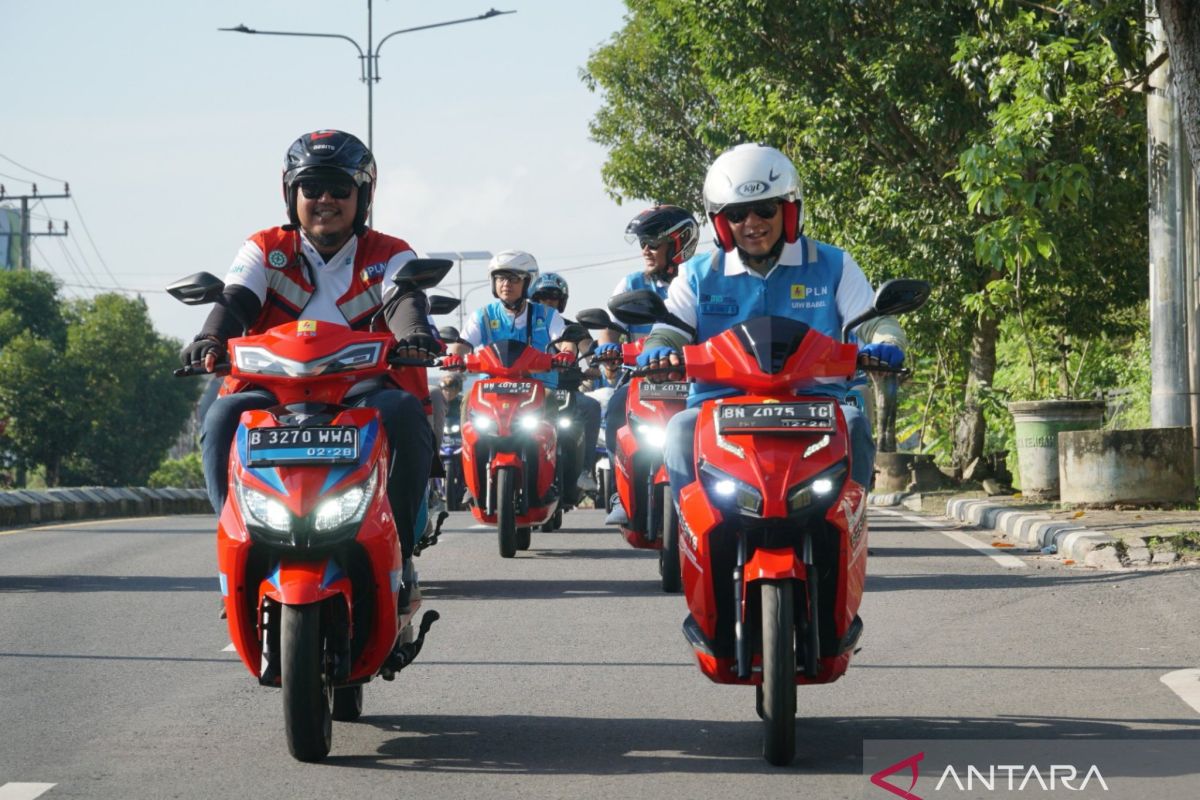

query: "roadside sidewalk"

left=871, top=491, right=1200, bottom=570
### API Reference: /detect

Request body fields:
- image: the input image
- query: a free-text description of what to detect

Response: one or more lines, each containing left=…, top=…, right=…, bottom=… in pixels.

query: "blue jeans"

left=200, top=386, right=434, bottom=559
left=663, top=403, right=874, bottom=507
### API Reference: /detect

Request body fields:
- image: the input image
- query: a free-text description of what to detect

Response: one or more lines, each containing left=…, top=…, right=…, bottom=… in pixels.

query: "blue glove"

left=637, top=346, right=679, bottom=368
left=594, top=343, right=622, bottom=362
left=860, top=342, right=904, bottom=368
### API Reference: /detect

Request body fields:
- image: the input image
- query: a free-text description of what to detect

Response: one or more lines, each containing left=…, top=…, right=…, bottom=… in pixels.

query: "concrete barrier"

left=0, top=487, right=209, bottom=529
left=1059, top=427, right=1195, bottom=506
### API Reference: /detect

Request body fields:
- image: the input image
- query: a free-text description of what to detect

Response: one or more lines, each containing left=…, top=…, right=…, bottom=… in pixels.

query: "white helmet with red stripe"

left=702, top=144, right=803, bottom=252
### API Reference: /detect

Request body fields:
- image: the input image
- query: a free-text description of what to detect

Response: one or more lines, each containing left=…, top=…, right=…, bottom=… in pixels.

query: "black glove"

left=181, top=334, right=225, bottom=367
left=394, top=332, right=440, bottom=356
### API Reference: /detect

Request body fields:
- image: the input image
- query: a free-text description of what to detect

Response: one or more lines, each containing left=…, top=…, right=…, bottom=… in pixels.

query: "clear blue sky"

left=2, top=0, right=685, bottom=342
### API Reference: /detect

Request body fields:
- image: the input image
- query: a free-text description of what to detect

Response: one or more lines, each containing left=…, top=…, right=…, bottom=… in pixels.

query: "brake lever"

left=173, top=362, right=231, bottom=378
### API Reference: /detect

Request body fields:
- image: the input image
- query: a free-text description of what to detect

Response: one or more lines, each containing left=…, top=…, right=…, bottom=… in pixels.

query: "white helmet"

left=702, top=143, right=803, bottom=251
left=488, top=249, right=540, bottom=304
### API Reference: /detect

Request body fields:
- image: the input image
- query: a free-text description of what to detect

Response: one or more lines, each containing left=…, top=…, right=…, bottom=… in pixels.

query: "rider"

left=444, top=251, right=594, bottom=499
left=182, top=130, right=439, bottom=573
left=529, top=272, right=603, bottom=494
left=439, top=373, right=464, bottom=432
left=636, top=143, right=907, bottom=502
left=595, top=205, right=699, bottom=523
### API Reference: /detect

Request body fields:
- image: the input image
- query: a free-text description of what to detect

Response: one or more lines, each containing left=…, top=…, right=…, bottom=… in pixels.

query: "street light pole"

left=219, top=3, right=516, bottom=226
left=427, top=250, right=493, bottom=329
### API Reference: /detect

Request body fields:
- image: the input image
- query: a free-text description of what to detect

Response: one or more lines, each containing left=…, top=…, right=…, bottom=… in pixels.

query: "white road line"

left=874, top=507, right=1027, bottom=569
left=1161, top=669, right=1200, bottom=715
left=469, top=524, right=492, bottom=530
left=0, top=784, right=56, bottom=800
left=0, top=516, right=180, bottom=536
left=223, top=643, right=237, bottom=652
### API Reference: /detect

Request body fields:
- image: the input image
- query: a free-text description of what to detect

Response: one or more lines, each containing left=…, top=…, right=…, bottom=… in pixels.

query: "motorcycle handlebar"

left=174, top=362, right=231, bottom=378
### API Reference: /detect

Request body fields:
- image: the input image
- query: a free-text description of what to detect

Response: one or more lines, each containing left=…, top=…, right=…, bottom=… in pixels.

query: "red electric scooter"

left=167, top=259, right=450, bottom=762
left=611, top=279, right=929, bottom=766
left=457, top=340, right=566, bottom=558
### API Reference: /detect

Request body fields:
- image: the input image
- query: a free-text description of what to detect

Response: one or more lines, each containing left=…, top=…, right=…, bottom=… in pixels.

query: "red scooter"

left=167, top=259, right=450, bottom=762
left=611, top=279, right=929, bottom=766
left=596, top=334, right=688, bottom=592
left=457, top=340, right=566, bottom=557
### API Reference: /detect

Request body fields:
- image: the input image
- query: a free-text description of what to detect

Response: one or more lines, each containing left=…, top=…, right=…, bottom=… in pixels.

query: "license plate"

left=247, top=426, right=359, bottom=466
left=716, top=401, right=836, bottom=434
left=483, top=381, right=535, bottom=395
left=639, top=381, right=689, bottom=401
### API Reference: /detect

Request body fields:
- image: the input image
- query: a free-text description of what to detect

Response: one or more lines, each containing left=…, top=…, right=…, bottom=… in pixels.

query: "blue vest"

left=475, top=301, right=559, bottom=387
left=622, top=272, right=670, bottom=338
left=682, top=238, right=848, bottom=406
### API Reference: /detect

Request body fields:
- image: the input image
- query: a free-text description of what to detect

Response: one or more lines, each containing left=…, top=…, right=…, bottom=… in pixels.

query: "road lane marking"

left=0, top=516, right=182, bottom=536
left=223, top=643, right=237, bottom=652
left=0, top=784, right=56, bottom=800
left=873, top=507, right=1027, bottom=569
left=1161, top=669, right=1200, bottom=715
left=470, top=524, right=492, bottom=530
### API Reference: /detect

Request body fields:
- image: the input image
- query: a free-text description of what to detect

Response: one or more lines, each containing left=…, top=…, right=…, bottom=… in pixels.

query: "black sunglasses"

left=724, top=199, right=781, bottom=224
left=638, top=235, right=670, bottom=250
left=298, top=180, right=354, bottom=200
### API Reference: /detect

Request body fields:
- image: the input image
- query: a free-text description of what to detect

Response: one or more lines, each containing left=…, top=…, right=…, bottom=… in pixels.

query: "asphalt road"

left=2, top=507, right=1200, bottom=799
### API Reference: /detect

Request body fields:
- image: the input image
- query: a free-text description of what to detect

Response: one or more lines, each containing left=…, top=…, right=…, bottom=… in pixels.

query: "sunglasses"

left=534, top=290, right=564, bottom=302
left=724, top=200, right=781, bottom=224
left=638, top=236, right=670, bottom=250
left=297, top=181, right=354, bottom=200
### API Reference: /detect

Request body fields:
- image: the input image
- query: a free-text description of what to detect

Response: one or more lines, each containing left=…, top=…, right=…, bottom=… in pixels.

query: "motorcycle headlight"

left=234, top=342, right=382, bottom=377
left=518, top=413, right=541, bottom=432
left=237, top=481, right=292, bottom=532
left=787, top=462, right=848, bottom=515
left=314, top=469, right=378, bottom=532
left=557, top=416, right=573, bottom=430
left=451, top=423, right=461, bottom=434
left=471, top=413, right=494, bottom=432
left=634, top=422, right=667, bottom=449
left=699, top=462, right=763, bottom=517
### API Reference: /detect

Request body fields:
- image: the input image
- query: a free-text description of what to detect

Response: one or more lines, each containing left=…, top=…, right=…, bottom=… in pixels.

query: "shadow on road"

left=324, top=712, right=1200, bottom=776
left=421, top=577, right=663, bottom=601
left=0, top=574, right=215, bottom=593
left=865, top=569, right=1162, bottom=593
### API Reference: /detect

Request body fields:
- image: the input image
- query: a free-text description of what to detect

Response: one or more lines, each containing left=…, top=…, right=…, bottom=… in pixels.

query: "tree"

left=59, top=294, right=198, bottom=486
left=1158, top=0, right=1200, bottom=171
left=0, top=332, right=87, bottom=486
left=584, top=0, right=1152, bottom=469
left=0, top=269, right=67, bottom=350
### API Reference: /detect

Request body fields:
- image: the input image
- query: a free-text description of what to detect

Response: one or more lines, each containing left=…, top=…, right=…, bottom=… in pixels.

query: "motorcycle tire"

left=599, top=469, right=612, bottom=513
left=497, top=468, right=518, bottom=558
left=761, top=580, right=797, bottom=766
left=516, top=526, right=532, bottom=550
left=332, top=686, right=363, bottom=722
left=659, top=491, right=682, bottom=593
left=281, top=603, right=333, bottom=762
left=445, top=459, right=464, bottom=512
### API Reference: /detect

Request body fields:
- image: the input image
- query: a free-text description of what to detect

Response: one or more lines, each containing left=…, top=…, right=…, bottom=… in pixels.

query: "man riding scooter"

left=594, top=204, right=699, bottom=523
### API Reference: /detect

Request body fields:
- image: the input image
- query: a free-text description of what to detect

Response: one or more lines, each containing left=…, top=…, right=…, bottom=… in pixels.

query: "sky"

left=2, top=0, right=689, bottom=343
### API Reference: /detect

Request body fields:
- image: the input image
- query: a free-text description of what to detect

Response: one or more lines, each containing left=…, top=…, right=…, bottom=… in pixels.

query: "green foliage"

left=148, top=452, right=204, bottom=489
left=585, top=0, right=1152, bottom=469
left=58, top=294, right=199, bottom=486
left=0, top=269, right=67, bottom=349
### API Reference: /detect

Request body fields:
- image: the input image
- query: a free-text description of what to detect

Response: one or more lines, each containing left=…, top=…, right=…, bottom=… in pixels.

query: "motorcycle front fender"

left=743, top=547, right=805, bottom=583
left=260, top=558, right=353, bottom=608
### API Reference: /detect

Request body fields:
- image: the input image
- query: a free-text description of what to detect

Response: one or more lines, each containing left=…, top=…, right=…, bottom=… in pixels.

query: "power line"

left=68, top=196, right=122, bottom=287
left=0, top=153, right=66, bottom=183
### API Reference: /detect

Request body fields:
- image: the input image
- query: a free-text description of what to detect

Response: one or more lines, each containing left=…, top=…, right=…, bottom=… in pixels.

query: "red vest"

left=249, top=227, right=414, bottom=332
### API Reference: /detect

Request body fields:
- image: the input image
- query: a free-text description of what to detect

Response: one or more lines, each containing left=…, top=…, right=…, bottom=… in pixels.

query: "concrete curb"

left=944, top=497, right=1117, bottom=563
left=869, top=492, right=923, bottom=511
left=0, top=487, right=209, bottom=529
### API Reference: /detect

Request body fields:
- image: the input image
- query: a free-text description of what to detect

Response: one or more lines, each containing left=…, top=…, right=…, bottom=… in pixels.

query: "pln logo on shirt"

left=489, top=319, right=501, bottom=330
left=360, top=262, right=387, bottom=282
left=791, top=283, right=830, bottom=307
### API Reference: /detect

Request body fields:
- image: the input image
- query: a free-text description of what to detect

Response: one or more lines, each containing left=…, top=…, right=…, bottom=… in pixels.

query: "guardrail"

left=0, top=487, right=210, bottom=529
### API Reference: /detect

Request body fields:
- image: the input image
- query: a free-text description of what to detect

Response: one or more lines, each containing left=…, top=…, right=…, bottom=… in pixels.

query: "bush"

left=148, top=452, right=204, bottom=489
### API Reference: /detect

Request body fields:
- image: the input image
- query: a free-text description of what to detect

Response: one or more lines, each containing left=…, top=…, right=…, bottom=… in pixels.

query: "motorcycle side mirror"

left=840, top=278, right=931, bottom=342
left=575, top=307, right=620, bottom=332
left=429, top=295, right=461, bottom=316
left=608, top=289, right=696, bottom=338
left=437, top=325, right=462, bottom=344
left=166, top=272, right=225, bottom=306
left=392, top=258, right=455, bottom=293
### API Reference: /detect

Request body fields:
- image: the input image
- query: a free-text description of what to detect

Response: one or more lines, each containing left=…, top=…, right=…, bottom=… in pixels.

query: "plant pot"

left=1007, top=399, right=1105, bottom=499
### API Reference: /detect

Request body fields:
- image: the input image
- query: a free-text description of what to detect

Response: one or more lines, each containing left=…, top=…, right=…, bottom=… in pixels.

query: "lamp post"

left=219, top=3, right=516, bottom=225
left=426, top=250, right=492, bottom=329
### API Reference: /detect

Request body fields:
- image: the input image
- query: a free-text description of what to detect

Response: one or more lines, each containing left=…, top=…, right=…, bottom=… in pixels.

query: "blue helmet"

left=530, top=272, right=569, bottom=311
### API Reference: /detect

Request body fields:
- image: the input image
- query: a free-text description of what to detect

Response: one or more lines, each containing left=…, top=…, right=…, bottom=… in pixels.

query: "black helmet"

left=282, top=130, right=377, bottom=236
left=624, top=205, right=699, bottom=279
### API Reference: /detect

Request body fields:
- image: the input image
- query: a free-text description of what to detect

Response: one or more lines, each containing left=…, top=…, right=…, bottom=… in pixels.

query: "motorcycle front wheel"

left=760, top=580, right=797, bottom=766
left=281, top=603, right=333, bottom=762
left=497, top=467, right=518, bottom=558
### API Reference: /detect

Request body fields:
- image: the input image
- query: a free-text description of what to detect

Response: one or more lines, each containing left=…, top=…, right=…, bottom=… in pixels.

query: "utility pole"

left=0, top=183, right=71, bottom=270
